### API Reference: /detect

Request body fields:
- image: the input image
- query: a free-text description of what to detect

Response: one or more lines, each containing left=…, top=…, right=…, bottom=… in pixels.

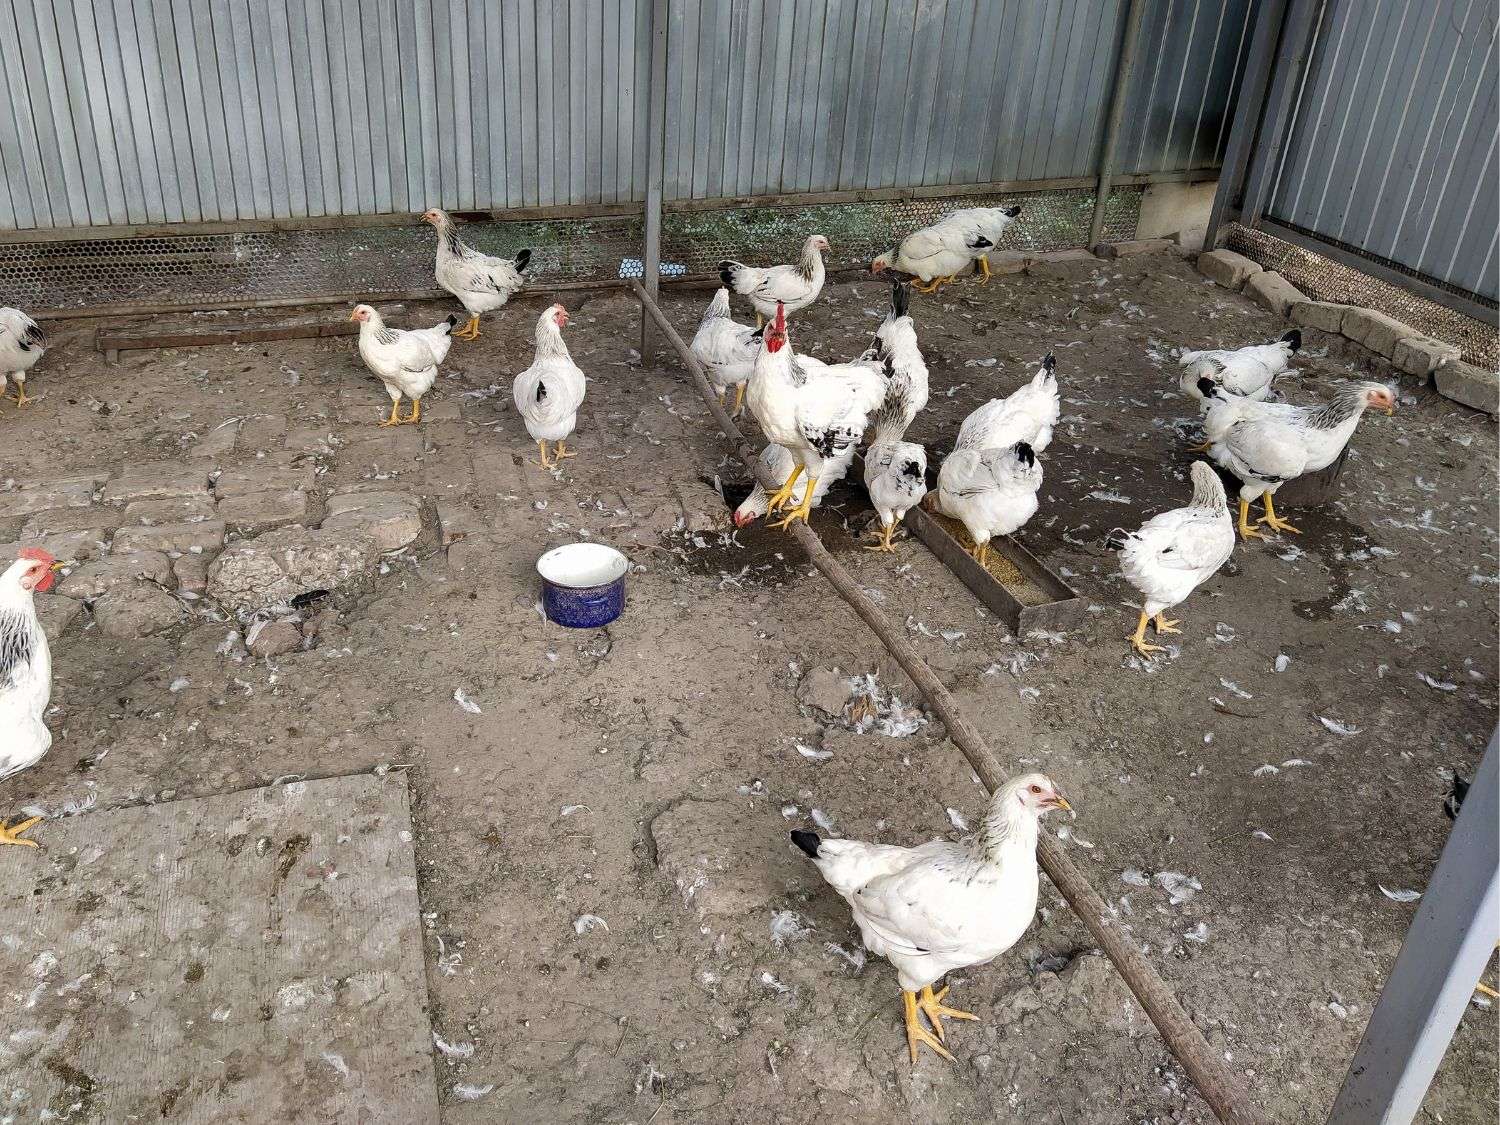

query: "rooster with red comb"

left=0, top=546, right=65, bottom=847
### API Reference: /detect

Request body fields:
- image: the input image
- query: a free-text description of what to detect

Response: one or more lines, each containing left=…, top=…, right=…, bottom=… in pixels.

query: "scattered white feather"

left=1218, top=678, right=1252, bottom=700
left=810, top=808, right=837, bottom=834
left=453, top=688, right=483, bottom=714
left=1153, top=871, right=1202, bottom=905
left=1379, top=886, right=1422, bottom=903
left=1318, top=716, right=1361, bottom=735
left=322, top=1052, right=351, bottom=1078
left=1274, top=654, right=1291, bottom=673
left=169, top=677, right=190, bottom=693
left=770, top=910, right=811, bottom=946
left=573, top=914, right=610, bottom=936
left=945, top=807, right=969, bottom=831
left=1253, top=764, right=1280, bottom=777
left=824, top=942, right=866, bottom=972
left=451, top=1083, right=495, bottom=1101
left=796, top=743, right=832, bottom=761
left=1183, top=922, right=1210, bottom=943
left=1121, top=868, right=1152, bottom=888
left=1417, top=672, right=1458, bottom=692
left=433, top=1031, right=475, bottom=1058
left=759, top=971, right=790, bottom=994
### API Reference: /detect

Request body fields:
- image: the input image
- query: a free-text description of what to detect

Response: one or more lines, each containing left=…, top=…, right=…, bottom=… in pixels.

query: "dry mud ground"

left=2, top=249, right=1496, bottom=1124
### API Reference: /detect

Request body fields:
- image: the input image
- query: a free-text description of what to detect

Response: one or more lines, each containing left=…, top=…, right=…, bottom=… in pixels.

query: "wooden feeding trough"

left=903, top=504, right=1084, bottom=637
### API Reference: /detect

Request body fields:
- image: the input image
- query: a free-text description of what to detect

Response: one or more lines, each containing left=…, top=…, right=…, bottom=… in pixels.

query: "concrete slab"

left=0, top=774, right=438, bottom=1124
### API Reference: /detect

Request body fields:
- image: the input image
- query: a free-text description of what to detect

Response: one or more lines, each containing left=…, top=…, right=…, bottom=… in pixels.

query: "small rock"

left=1289, top=300, right=1353, bottom=334
left=173, top=553, right=210, bottom=593
left=246, top=618, right=303, bottom=658
left=1196, top=248, right=1263, bottom=290
left=122, top=495, right=218, bottom=525
left=91, top=583, right=184, bottom=638
left=0, top=527, right=109, bottom=563
left=1391, top=335, right=1462, bottom=377
left=1340, top=307, right=1417, bottom=358
left=56, top=550, right=175, bottom=600
left=207, top=526, right=380, bottom=612
left=796, top=666, right=853, bottom=719
left=113, top=520, right=226, bottom=556
left=340, top=426, right=424, bottom=463
left=1434, top=359, right=1498, bottom=415
left=218, top=489, right=311, bottom=534
left=321, top=490, right=422, bottom=552
left=34, top=593, right=83, bottom=644
left=1092, top=238, right=1175, bottom=258
left=189, top=420, right=240, bottom=459
left=21, top=506, right=124, bottom=539
left=1243, top=270, right=1306, bottom=317
left=236, top=413, right=289, bottom=450
left=214, top=464, right=316, bottom=499
left=101, top=462, right=212, bottom=504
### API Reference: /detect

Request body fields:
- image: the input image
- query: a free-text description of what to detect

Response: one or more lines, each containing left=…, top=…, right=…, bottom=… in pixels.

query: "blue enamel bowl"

left=537, top=543, right=628, bottom=628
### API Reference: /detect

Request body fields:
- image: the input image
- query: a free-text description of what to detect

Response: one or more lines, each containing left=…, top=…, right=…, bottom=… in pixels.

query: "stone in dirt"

left=283, top=426, right=337, bottom=455
left=322, top=491, right=422, bottom=551
left=1243, top=270, right=1306, bottom=317
left=1340, top=307, right=1417, bottom=358
left=189, top=419, right=239, bottom=459
left=1391, top=335, right=1462, bottom=377
left=113, top=519, right=226, bottom=556
left=207, top=526, right=381, bottom=612
left=1092, top=239, right=1176, bottom=259
left=421, top=401, right=463, bottom=422
left=1289, top=300, right=1351, bottom=333
left=218, top=489, right=311, bottom=533
left=173, top=553, right=210, bottom=593
left=436, top=502, right=483, bottom=546
left=340, top=426, right=425, bottom=464
left=650, top=798, right=798, bottom=920
left=1434, top=360, right=1498, bottom=415
left=91, top=583, right=184, bottom=638
left=236, top=413, right=289, bottom=450
left=1025, top=249, right=1099, bottom=278
left=214, top=464, right=316, bottom=499
left=21, top=505, right=125, bottom=539
left=34, top=593, right=83, bottom=644
left=56, top=550, right=175, bottom=600
left=0, top=527, right=110, bottom=563
left=1196, top=249, right=1262, bottom=290
left=122, top=495, right=219, bottom=525
left=0, top=477, right=99, bottom=518
left=101, top=462, right=212, bottom=504
left=246, top=618, right=303, bottom=657
left=796, top=666, right=854, bottom=720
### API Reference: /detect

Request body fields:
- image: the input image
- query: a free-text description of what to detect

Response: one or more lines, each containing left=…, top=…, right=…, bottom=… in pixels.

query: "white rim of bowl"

left=536, top=543, right=628, bottom=589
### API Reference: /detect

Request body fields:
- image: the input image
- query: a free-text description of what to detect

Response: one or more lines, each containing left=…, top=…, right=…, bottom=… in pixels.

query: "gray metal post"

left=1327, top=733, right=1499, bottom=1124
left=1235, top=0, right=1322, bottom=231
left=640, top=0, right=670, bottom=359
left=1088, top=0, right=1146, bottom=248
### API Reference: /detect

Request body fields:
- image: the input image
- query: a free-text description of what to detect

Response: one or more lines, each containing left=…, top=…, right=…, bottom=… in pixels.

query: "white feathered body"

left=690, top=289, right=761, bottom=395
left=935, top=444, right=1042, bottom=548
left=953, top=357, right=1060, bottom=454
left=882, top=218, right=989, bottom=282
left=1205, top=384, right=1382, bottom=501
left=736, top=443, right=854, bottom=524
left=747, top=337, right=885, bottom=483
left=864, top=440, right=928, bottom=533
left=1116, top=464, right=1234, bottom=618
left=1180, top=337, right=1296, bottom=403
left=0, top=307, right=46, bottom=392
left=720, top=236, right=827, bottom=320
left=513, top=311, right=587, bottom=444
left=357, top=313, right=455, bottom=403
left=432, top=221, right=529, bottom=318
left=942, top=206, right=1021, bottom=259
left=863, top=285, right=929, bottom=446
left=0, top=566, right=52, bottom=781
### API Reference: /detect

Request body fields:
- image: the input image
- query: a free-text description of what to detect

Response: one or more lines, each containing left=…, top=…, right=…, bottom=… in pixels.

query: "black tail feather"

left=513, top=247, right=532, bottom=272
left=1041, top=351, right=1056, bottom=374
left=1104, top=527, right=1131, bottom=550
left=890, top=279, right=909, bottom=320
left=1003, top=204, right=1022, bottom=218
left=1196, top=375, right=1219, bottom=398
left=718, top=260, right=738, bottom=289
left=790, top=830, right=822, bottom=858
left=443, top=314, right=459, bottom=331
left=1014, top=441, right=1035, bottom=468
left=1281, top=328, right=1301, bottom=351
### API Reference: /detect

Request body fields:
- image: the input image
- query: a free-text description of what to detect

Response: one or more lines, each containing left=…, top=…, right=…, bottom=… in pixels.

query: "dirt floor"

left=3, top=248, right=1496, bottom=1124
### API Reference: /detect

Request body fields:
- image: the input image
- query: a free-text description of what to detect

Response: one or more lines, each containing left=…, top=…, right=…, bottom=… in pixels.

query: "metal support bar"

left=630, top=279, right=1268, bottom=1125
left=1328, top=733, right=1499, bottom=1123
left=1237, top=0, right=1322, bottom=230
left=1089, top=0, right=1147, bottom=247
left=639, top=0, right=669, bottom=358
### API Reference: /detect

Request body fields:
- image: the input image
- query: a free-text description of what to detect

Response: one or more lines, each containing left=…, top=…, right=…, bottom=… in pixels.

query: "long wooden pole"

left=630, top=280, right=1268, bottom=1125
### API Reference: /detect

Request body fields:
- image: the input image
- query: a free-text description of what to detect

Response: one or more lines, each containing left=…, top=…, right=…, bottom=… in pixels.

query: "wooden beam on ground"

left=630, top=279, right=1268, bottom=1125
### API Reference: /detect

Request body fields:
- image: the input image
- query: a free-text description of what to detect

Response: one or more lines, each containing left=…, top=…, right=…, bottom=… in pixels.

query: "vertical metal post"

left=1328, top=733, right=1499, bottom=1125
left=1088, top=0, right=1147, bottom=248
left=1235, top=0, right=1322, bottom=230
left=640, top=0, right=670, bottom=359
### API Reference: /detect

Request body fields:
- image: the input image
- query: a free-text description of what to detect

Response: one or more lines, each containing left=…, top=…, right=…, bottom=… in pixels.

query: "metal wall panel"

left=1264, top=0, right=1498, bottom=302
left=1, top=0, right=1251, bottom=232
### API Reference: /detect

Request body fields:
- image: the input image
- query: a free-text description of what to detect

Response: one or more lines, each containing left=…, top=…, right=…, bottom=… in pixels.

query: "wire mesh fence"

left=4, top=188, right=1143, bottom=313
left=1226, top=224, right=1499, bottom=370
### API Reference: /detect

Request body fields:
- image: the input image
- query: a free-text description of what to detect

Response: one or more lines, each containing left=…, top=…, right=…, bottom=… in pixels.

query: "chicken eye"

left=1028, top=784, right=1043, bottom=794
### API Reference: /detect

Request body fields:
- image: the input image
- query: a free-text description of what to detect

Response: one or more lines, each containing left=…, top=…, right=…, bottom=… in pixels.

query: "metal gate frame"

left=1206, top=0, right=1499, bottom=326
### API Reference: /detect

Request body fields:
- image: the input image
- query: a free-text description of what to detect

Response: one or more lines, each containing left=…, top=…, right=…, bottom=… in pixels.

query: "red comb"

left=19, top=546, right=55, bottom=564
left=774, top=303, right=786, bottom=330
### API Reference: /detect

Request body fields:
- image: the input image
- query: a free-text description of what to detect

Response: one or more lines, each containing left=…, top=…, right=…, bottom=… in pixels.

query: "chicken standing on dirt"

left=871, top=216, right=992, bottom=294
left=719, top=234, right=828, bottom=326
left=0, top=548, right=65, bottom=848
left=863, top=440, right=927, bottom=552
left=939, top=204, right=1023, bottom=282
left=690, top=288, right=761, bottom=418
left=792, top=773, right=1070, bottom=1063
left=422, top=207, right=531, bottom=341
left=351, top=304, right=457, bottom=426
left=1179, top=330, right=1300, bottom=451
left=745, top=302, right=885, bottom=530
left=0, top=307, right=46, bottom=409
left=861, top=281, right=929, bottom=446
left=1201, top=377, right=1395, bottom=539
left=1107, top=461, right=1235, bottom=657
left=514, top=304, right=587, bottom=469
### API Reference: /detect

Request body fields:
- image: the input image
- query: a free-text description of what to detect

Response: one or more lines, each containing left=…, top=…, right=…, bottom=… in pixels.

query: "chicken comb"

left=19, top=546, right=55, bottom=564
left=773, top=303, right=786, bottom=331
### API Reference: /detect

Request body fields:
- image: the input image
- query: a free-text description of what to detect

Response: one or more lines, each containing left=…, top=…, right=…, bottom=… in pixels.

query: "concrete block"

left=188, top=419, right=239, bottom=459
left=123, top=495, right=219, bottom=525
left=1196, top=249, right=1263, bottom=290
left=0, top=477, right=99, bottom=518
left=101, top=462, right=212, bottom=504
left=422, top=401, right=462, bottom=422
left=1290, top=301, right=1352, bottom=333
left=1244, top=270, right=1307, bottom=317
left=436, top=502, right=483, bottom=546
left=1434, top=360, right=1499, bottom=415
left=112, top=519, right=226, bottom=556
left=1391, top=335, right=1462, bottom=377
left=1025, top=249, right=1101, bottom=278
left=984, top=250, right=1031, bottom=275
left=1341, top=307, right=1417, bottom=358
left=214, top=464, right=316, bottom=498
left=322, top=490, right=422, bottom=551
left=21, top=506, right=124, bottom=538
left=0, top=527, right=110, bottom=564
left=218, top=489, right=311, bottom=534
left=236, top=413, right=289, bottom=450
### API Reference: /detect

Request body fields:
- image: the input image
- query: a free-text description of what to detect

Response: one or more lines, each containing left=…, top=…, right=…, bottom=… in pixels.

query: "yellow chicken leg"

left=536, top=439, right=553, bottom=469
left=11, top=382, right=30, bottom=406
left=977, top=256, right=992, bottom=284
left=1257, top=492, right=1300, bottom=535
left=378, top=399, right=403, bottom=427
left=1237, top=498, right=1264, bottom=540
left=912, top=277, right=941, bottom=294
left=0, top=815, right=41, bottom=848
left=454, top=315, right=481, bottom=340
left=731, top=382, right=746, bottom=417
left=903, top=990, right=954, bottom=1063
left=917, top=984, right=979, bottom=1042
left=762, top=463, right=804, bottom=514
left=1130, top=610, right=1166, bottom=656
left=865, top=521, right=897, bottom=552
left=1185, top=438, right=1213, bottom=454
left=553, top=439, right=577, bottom=461
left=1153, top=612, right=1181, bottom=635
left=402, top=397, right=422, bottom=424
left=770, top=474, right=818, bottom=529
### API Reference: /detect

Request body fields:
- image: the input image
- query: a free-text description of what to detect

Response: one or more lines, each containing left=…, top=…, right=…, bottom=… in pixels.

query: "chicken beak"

left=1048, top=794, right=1072, bottom=813
left=1382, top=403, right=1395, bottom=416
left=349, top=310, right=360, bottom=322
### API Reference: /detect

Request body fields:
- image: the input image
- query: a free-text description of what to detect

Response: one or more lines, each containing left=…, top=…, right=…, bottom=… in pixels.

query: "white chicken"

left=745, top=302, right=885, bottom=530
left=513, top=303, right=587, bottom=469
left=1201, top=377, right=1396, bottom=539
left=0, top=547, right=63, bottom=848
left=734, top=443, right=854, bottom=528
left=718, top=234, right=829, bottom=325
left=351, top=304, right=457, bottom=426
left=940, top=204, right=1023, bottom=282
left=863, top=440, right=928, bottom=552
left=1107, top=461, right=1235, bottom=657
left=871, top=215, right=993, bottom=294
left=0, top=307, right=46, bottom=408
left=422, top=208, right=531, bottom=340
left=931, top=440, right=1042, bottom=567
left=947, top=353, right=1060, bottom=454
left=690, top=288, right=761, bottom=417
left=861, top=281, right=929, bottom=446
left=1179, top=330, right=1300, bottom=450
left=793, top=772, right=1071, bottom=1063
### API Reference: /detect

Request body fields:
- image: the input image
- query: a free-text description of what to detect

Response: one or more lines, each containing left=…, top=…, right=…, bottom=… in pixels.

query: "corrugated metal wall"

left=1264, top=0, right=1498, bottom=302
left=0, top=0, right=1253, bottom=233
